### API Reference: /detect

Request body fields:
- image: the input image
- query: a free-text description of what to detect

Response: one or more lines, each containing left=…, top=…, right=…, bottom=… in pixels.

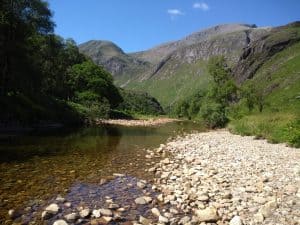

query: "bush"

left=283, top=120, right=300, bottom=147
left=200, top=100, right=228, bottom=128
left=117, top=89, right=164, bottom=116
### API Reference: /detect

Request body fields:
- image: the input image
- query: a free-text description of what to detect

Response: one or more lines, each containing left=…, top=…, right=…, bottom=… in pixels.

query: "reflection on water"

left=0, top=121, right=203, bottom=222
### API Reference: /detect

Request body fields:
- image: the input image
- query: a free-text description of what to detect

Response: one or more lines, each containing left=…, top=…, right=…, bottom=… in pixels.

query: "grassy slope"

left=126, top=60, right=211, bottom=108
left=229, top=41, right=300, bottom=147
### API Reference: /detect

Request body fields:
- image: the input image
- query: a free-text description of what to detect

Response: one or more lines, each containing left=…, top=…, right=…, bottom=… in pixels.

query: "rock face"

left=233, top=22, right=300, bottom=83
left=79, top=40, right=150, bottom=77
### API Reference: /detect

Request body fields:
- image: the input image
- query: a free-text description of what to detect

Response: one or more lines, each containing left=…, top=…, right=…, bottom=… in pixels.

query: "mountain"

left=78, top=40, right=151, bottom=78
left=233, top=22, right=300, bottom=83
left=79, top=23, right=299, bottom=107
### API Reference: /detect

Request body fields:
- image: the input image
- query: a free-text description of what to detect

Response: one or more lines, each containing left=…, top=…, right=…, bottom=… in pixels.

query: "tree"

left=68, top=61, right=122, bottom=108
left=207, top=56, right=237, bottom=106
left=200, top=56, right=237, bottom=127
left=241, top=81, right=265, bottom=112
left=0, top=0, right=54, bottom=95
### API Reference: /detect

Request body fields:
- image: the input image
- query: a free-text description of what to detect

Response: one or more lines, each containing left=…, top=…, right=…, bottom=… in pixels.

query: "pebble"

left=151, top=207, right=160, bottom=217
left=195, top=206, right=219, bottom=222
left=53, top=220, right=68, bottom=225
left=79, top=208, right=90, bottom=218
left=179, top=216, right=190, bottom=224
left=99, top=208, right=112, bottom=217
left=45, top=203, right=60, bottom=214
left=259, top=199, right=278, bottom=218
left=148, top=130, right=300, bottom=225
left=229, top=216, right=243, bottom=225
left=158, top=215, right=169, bottom=223
left=139, top=216, right=151, bottom=225
left=64, top=213, right=78, bottom=222
left=92, top=209, right=101, bottom=218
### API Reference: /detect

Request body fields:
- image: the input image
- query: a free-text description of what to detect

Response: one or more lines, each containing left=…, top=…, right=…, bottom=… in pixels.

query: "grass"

left=229, top=41, right=300, bottom=147
left=126, top=59, right=211, bottom=108
left=229, top=112, right=300, bottom=147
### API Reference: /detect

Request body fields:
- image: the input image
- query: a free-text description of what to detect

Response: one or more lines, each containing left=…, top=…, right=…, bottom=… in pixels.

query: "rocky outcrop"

left=79, top=24, right=270, bottom=82
left=78, top=40, right=150, bottom=77
left=78, top=23, right=300, bottom=106
left=233, top=21, right=300, bottom=83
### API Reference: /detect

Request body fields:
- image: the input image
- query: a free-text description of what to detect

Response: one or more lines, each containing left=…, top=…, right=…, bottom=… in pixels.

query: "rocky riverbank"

left=7, top=130, right=300, bottom=225
left=97, top=118, right=179, bottom=127
left=146, top=130, right=300, bottom=225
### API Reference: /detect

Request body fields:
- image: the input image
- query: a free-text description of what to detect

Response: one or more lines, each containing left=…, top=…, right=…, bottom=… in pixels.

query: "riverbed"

left=0, top=121, right=203, bottom=224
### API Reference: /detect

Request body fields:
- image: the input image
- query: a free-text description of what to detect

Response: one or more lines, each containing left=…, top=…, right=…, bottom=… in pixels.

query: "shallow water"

left=0, top=121, right=203, bottom=223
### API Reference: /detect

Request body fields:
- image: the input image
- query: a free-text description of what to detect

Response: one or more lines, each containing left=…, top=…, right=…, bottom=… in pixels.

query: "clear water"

left=0, top=121, right=204, bottom=222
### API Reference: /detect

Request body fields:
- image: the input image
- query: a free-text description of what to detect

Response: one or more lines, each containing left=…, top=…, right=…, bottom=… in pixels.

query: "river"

left=0, top=121, right=204, bottom=223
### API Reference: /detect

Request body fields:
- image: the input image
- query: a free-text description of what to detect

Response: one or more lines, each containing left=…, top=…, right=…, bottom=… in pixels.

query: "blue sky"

left=48, top=0, right=300, bottom=53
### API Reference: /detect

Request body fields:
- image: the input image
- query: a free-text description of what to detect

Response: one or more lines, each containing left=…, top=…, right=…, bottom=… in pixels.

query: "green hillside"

left=126, top=60, right=211, bottom=108
left=229, top=41, right=300, bottom=146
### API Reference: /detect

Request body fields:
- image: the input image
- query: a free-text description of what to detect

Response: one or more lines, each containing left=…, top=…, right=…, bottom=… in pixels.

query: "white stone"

left=195, top=206, right=219, bottom=222
left=64, top=213, right=77, bottom=222
left=151, top=207, right=160, bottom=217
left=159, top=215, right=169, bottom=223
left=99, top=208, right=112, bottom=216
left=229, top=216, right=243, bottom=225
left=92, top=209, right=101, bottom=218
left=53, top=220, right=68, bottom=225
left=45, top=203, right=59, bottom=214
left=79, top=208, right=90, bottom=218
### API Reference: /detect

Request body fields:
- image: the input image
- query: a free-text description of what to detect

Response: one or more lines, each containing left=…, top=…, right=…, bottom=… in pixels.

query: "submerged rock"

left=42, top=203, right=60, bottom=219
left=139, top=216, right=151, bottom=225
left=79, top=208, right=90, bottom=218
left=92, top=209, right=101, bottom=218
left=45, top=203, right=60, bottom=214
left=64, top=212, right=78, bottom=222
left=99, top=208, right=112, bottom=217
left=135, top=196, right=152, bottom=205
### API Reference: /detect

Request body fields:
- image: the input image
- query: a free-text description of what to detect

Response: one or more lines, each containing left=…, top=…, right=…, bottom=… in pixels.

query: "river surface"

left=0, top=121, right=204, bottom=223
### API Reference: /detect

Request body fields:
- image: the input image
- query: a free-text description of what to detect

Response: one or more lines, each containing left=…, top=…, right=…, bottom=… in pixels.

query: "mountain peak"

left=79, top=40, right=125, bottom=59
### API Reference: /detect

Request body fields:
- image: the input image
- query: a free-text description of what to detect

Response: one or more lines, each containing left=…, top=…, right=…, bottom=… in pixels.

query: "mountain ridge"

left=78, top=22, right=299, bottom=107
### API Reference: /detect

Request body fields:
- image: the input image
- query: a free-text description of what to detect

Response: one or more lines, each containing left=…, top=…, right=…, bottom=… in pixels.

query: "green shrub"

left=283, top=120, right=300, bottom=147
left=200, top=100, right=228, bottom=128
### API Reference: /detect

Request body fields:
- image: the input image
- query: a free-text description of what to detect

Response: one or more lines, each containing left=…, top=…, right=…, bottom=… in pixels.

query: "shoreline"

left=97, top=118, right=180, bottom=127
left=146, top=130, right=300, bottom=225
left=6, top=130, right=300, bottom=224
